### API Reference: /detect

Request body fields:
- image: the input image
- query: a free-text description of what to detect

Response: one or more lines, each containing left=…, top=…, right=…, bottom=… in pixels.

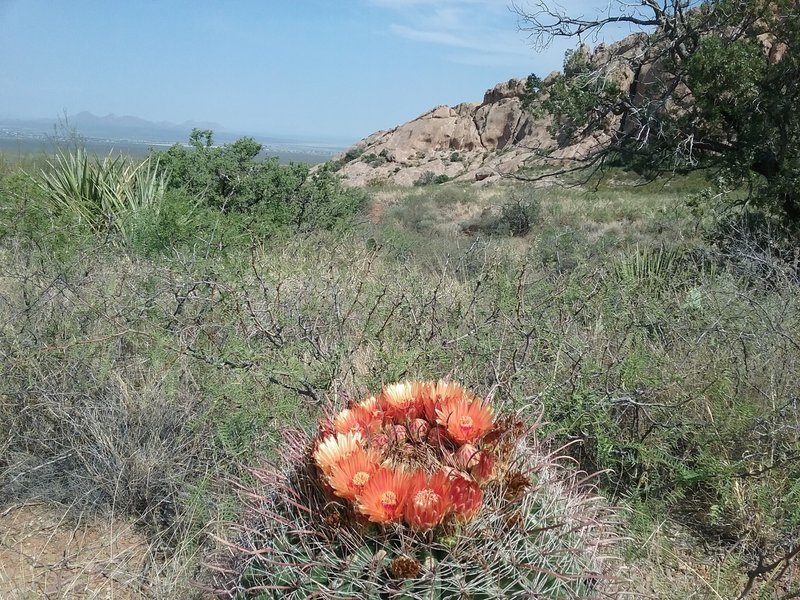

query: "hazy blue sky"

left=0, top=0, right=629, bottom=142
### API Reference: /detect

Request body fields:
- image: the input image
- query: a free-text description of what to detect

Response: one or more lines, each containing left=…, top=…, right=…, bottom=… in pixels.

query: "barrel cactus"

left=211, top=381, right=620, bottom=598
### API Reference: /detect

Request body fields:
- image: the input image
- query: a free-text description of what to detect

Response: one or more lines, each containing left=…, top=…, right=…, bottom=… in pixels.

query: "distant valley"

left=0, top=112, right=349, bottom=164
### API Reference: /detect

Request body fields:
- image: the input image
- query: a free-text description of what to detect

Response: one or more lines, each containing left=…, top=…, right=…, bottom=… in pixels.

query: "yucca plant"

left=37, top=148, right=167, bottom=246
left=210, top=381, right=621, bottom=599
left=614, top=246, right=680, bottom=291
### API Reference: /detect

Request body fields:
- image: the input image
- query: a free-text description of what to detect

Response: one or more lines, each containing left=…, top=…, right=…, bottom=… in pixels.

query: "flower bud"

left=409, top=418, right=430, bottom=441
left=455, top=443, right=481, bottom=469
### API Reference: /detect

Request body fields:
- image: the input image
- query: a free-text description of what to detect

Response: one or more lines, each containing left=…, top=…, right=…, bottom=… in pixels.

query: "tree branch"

left=512, top=1, right=660, bottom=48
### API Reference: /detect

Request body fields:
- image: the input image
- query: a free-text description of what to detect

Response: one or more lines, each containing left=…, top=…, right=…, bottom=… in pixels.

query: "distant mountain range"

left=0, top=112, right=354, bottom=150
left=0, top=111, right=227, bottom=144
left=70, top=111, right=225, bottom=139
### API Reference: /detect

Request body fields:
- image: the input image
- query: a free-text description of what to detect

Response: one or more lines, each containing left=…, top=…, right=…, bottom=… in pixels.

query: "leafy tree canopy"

left=516, top=0, right=800, bottom=228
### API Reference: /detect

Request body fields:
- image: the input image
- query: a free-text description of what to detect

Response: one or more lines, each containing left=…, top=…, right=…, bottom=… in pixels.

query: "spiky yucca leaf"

left=614, top=245, right=681, bottom=290
left=39, top=147, right=106, bottom=228
left=38, top=148, right=166, bottom=246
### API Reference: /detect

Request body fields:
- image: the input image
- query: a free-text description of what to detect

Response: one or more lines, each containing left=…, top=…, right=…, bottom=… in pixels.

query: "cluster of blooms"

left=312, top=380, right=498, bottom=528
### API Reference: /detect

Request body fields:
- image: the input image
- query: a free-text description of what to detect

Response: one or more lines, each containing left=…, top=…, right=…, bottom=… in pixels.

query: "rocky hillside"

left=334, top=78, right=549, bottom=187
left=334, top=17, right=789, bottom=189
left=333, top=34, right=652, bottom=187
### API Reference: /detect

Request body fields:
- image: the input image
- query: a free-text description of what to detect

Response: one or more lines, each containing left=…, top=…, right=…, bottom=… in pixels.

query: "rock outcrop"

left=332, top=13, right=790, bottom=188
left=334, top=50, right=639, bottom=188
left=337, top=57, right=648, bottom=187
left=333, top=30, right=655, bottom=187
left=335, top=78, right=553, bottom=187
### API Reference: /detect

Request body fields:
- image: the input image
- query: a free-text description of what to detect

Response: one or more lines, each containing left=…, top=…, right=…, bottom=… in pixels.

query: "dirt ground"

left=0, top=503, right=150, bottom=599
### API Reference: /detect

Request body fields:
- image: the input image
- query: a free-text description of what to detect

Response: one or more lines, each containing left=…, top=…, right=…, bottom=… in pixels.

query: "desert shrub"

left=0, top=247, right=204, bottom=541
left=462, top=190, right=540, bottom=237
left=703, top=209, right=800, bottom=285
left=0, top=170, right=55, bottom=239
left=362, top=152, right=388, bottom=167
left=380, top=184, right=481, bottom=247
left=500, top=194, right=540, bottom=236
left=329, top=146, right=366, bottom=170
left=289, top=163, right=368, bottom=232
left=414, top=171, right=437, bottom=186
left=345, top=147, right=365, bottom=162
left=0, top=240, right=319, bottom=550
left=0, top=167, right=94, bottom=262
left=127, top=187, right=203, bottom=255
left=383, top=196, right=441, bottom=235
left=2, top=162, right=799, bottom=598
left=462, top=206, right=505, bottom=236
left=540, top=253, right=800, bottom=561
left=414, top=171, right=450, bottom=186
left=533, top=225, right=588, bottom=274
left=152, top=130, right=366, bottom=232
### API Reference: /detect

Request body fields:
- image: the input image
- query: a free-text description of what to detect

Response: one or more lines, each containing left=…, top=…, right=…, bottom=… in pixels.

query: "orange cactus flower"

left=333, top=407, right=362, bottom=435
left=404, top=470, right=451, bottom=530
left=313, top=431, right=363, bottom=474
left=436, top=397, right=494, bottom=445
left=356, top=395, right=384, bottom=421
left=334, top=404, right=382, bottom=436
left=380, top=381, right=425, bottom=420
left=355, top=468, right=411, bottom=523
left=448, top=475, right=483, bottom=521
left=421, top=380, right=474, bottom=422
left=327, top=448, right=379, bottom=500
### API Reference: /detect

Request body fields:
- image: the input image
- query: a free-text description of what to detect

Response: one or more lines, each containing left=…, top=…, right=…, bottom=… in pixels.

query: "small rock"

left=475, top=167, right=493, bottom=181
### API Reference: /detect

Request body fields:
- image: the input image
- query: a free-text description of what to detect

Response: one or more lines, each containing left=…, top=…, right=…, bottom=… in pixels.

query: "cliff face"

left=332, top=7, right=793, bottom=188
left=336, top=78, right=551, bottom=187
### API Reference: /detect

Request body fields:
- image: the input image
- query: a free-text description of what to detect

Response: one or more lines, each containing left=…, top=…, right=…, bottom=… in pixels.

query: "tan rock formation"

left=332, top=11, right=791, bottom=188
left=333, top=38, right=653, bottom=187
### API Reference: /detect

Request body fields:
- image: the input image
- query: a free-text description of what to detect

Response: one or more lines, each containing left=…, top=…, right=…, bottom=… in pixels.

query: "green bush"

left=500, top=195, right=540, bottom=236
left=153, top=129, right=366, bottom=232
left=328, top=147, right=364, bottom=171
left=414, top=171, right=450, bottom=186
left=462, top=190, right=540, bottom=237
left=3, top=146, right=800, bottom=597
left=362, top=152, right=388, bottom=167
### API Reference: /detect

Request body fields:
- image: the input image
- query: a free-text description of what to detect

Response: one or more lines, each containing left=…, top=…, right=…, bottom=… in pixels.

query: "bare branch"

left=512, top=1, right=661, bottom=49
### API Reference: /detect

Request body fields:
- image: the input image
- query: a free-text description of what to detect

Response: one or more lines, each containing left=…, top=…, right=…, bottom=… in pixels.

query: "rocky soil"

left=0, top=504, right=149, bottom=599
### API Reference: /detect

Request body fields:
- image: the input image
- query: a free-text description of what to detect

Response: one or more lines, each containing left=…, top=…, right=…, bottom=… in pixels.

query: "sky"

left=0, top=0, right=635, bottom=143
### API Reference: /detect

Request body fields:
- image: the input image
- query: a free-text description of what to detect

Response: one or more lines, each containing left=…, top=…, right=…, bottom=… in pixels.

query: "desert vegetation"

left=1, top=133, right=798, bottom=598
left=517, top=0, right=800, bottom=238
